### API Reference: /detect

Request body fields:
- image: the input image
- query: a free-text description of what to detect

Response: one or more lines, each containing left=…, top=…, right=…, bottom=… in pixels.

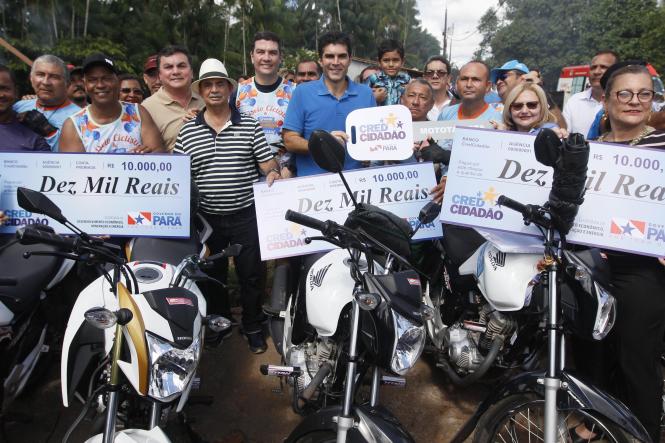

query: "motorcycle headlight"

left=592, top=282, right=616, bottom=340
left=390, top=311, right=425, bottom=376
left=146, top=333, right=202, bottom=402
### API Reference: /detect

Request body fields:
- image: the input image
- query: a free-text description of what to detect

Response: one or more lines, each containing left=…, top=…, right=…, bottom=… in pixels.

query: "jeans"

left=202, top=205, right=266, bottom=332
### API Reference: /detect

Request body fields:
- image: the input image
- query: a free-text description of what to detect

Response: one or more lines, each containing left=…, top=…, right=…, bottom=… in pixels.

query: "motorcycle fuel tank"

left=459, top=242, right=540, bottom=311
left=306, top=249, right=358, bottom=336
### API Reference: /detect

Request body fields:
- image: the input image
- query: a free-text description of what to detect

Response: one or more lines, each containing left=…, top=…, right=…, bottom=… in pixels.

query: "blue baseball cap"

left=490, top=60, right=529, bottom=83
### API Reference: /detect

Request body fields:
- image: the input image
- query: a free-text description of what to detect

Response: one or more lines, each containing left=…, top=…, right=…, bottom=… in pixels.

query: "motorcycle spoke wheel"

left=473, top=395, right=635, bottom=443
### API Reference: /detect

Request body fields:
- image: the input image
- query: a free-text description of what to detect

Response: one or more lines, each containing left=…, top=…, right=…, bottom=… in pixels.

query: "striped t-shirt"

left=174, top=108, right=273, bottom=214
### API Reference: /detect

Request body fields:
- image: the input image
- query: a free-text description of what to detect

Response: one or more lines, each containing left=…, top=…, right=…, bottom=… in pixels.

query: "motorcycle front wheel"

left=292, top=430, right=336, bottom=443
left=472, top=394, right=637, bottom=443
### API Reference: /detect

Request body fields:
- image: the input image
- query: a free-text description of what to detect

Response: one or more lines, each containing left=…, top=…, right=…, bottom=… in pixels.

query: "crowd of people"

left=0, top=29, right=664, bottom=442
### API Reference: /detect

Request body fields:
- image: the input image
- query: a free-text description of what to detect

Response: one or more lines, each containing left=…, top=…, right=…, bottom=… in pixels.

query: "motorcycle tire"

left=292, top=430, right=337, bottom=443
left=472, top=394, right=638, bottom=443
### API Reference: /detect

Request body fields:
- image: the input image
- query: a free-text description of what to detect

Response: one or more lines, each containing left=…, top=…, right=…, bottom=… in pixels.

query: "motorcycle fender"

left=61, top=276, right=114, bottom=407
left=305, top=249, right=355, bottom=337
left=284, top=405, right=414, bottom=443
left=449, top=370, right=650, bottom=443
left=84, top=426, right=170, bottom=443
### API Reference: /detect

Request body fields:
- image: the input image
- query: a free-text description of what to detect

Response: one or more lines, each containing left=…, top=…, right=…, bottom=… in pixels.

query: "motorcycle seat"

left=0, top=240, right=63, bottom=314
left=128, top=236, right=203, bottom=265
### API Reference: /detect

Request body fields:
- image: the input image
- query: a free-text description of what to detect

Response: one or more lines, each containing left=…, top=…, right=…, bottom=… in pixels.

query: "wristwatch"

left=268, top=167, right=281, bottom=176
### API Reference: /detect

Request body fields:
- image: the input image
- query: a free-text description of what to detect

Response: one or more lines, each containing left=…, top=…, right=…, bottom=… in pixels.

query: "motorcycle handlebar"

left=16, top=226, right=78, bottom=251
left=497, top=195, right=527, bottom=215
left=285, top=210, right=328, bottom=233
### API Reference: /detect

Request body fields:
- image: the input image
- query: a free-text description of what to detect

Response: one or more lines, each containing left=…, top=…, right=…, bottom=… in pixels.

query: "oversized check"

left=0, top=152, right=190, bottom=237
left=254, top=163, right=442, bottom=260
left=413, top=119, right=493, bottom=143
left=441, top=127, right=665, bottom=257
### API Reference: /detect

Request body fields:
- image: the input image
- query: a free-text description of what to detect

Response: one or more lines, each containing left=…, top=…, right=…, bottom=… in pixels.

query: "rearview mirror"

left=308, top=130, right=345, bottom=173
left=418, top=201, right=441, bottom=225
left=17, top=187, right=67, bottom=224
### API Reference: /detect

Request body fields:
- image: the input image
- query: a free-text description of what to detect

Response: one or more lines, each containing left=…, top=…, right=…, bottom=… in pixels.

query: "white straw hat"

left=191, top=58, right=237, bottom=94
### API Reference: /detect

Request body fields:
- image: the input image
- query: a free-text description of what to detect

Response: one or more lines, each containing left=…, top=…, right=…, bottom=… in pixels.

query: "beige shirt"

left=142, top=87, right=204, bottom=152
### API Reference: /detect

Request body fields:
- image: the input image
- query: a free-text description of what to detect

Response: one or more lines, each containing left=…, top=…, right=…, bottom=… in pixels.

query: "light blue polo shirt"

left=13, top=99, right=81, bottom=151
left=283, top=76, right=376, bottom=176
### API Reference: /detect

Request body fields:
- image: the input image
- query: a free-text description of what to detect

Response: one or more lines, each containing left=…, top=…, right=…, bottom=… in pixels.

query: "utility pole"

left=442, top=5, right=448, bottom=59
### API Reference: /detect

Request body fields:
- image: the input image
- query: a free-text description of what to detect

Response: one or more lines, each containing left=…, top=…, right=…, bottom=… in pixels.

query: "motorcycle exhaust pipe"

left=260, top=364, right=302, bottom=377
left=437, top=336, right=504, bottom=387
left=298, top=362, right=333, bottom=408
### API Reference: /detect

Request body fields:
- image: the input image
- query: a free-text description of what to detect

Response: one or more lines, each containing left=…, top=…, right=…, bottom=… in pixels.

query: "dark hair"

left=251, top=31, right=281, bottom=53
left=377, top=39, right=404, bottom=60
left=157, top=45, right=192, bottom=69
left=0, top=64, right=16, bottom=87
left=118, top=73, right=140, bottom=83
left=593, top=50, right=619, bottom=62
left=297, top=59, right=322, bottom=75
left=423, top=55, right=451, bottom=74
left=463, top=60, right=491, bottom=81
left=318, top=31, right=352, bottom=59
left=603, top=64, right=652, bottom=96
left=405, top=78, right=434, bottom=97
left=356, top=64, right=380, bottom=83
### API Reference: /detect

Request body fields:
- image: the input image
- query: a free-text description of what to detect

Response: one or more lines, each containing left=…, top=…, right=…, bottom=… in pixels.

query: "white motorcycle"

left=14, top=186, right=235, bottom=443
left=263, top=131, right=433, bottom=442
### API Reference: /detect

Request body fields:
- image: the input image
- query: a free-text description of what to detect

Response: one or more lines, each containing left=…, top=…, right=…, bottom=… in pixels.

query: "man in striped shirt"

left=174, top=58, right=281, bottom=354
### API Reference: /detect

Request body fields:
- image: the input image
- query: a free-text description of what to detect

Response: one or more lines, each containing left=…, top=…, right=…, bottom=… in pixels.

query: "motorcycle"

left=262, top=130, right=433, bottom=443
left=449, top=130, right=650, bottom=442
left=0, top=225, right=74, bottom=412
left=13, top=186, right=236, bottom=443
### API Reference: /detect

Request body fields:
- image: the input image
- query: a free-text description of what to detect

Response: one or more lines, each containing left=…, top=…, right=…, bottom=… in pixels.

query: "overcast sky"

left=415, top=0, right=496, bottom=67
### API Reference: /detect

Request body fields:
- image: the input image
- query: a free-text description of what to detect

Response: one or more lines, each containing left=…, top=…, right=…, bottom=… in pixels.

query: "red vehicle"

left=557, top=63, right=664, bottom=106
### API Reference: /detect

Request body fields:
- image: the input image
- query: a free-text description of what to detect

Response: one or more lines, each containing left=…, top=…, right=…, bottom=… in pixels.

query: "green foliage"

left=475, top=0, right=665, bottom=88
left=0, top=0, right=441, bottom=84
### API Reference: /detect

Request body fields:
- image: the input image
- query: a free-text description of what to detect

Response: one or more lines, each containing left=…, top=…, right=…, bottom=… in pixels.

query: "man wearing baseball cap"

left=60, top=53, right=163, bottom=153
left=143, top=54, right=161, bottom=95
left=175, top=58, right=281, bottom=354
left=490, top=59, right=529, bottom=102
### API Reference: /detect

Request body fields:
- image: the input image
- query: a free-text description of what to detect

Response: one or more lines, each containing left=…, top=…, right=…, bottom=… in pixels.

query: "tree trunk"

left=336, top=0, right=342, bottom=31
left=83, top=0, right=89, bottom=37
left=70, top=0, right=75, bottom=38
left=241, top=1, right=247, bottom=75
left=51, top=0, right=59, bottom=41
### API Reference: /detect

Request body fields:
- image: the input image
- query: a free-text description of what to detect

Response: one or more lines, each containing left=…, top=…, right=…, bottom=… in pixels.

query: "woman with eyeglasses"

left=118, top=73, right=145, bottom=104
left=572, top=64, right=665, bottom=443
left=498, top=82, right=567, bottom=137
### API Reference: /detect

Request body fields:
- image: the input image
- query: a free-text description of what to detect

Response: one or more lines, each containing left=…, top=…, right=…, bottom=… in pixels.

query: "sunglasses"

left=424, top=69, right=448, bottom=78
left=120, top=88, right=143, bottom=95
left=297, top=71, right=318, bottom=77
left=510, top=101, right=539, bottom=111
left=497, top=71, right=519, bottom=82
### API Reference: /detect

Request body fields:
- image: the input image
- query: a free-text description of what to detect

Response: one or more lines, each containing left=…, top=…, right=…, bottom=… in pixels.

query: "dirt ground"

left=6, top=320, right=487, bottom=443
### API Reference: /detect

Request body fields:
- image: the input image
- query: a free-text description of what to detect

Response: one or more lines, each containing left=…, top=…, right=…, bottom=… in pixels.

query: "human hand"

left=0, top=211, right=8, bottom=225
left=22, top=94, right=37, bottom=101
left=280, top=166, right=293, bottom=179
left=489, top=119, right=508, bottom=131
left=551, top=127, right=569, bottom=139
left=330, top=130, right=348, bottom=145
left=132, top=145, right=160, bottom=154
left=182, top=108, right=200, bottom=122
left=267, top=170, right=281, bottom=187
left=430, top=176, right=447, bottom=203
left=659, top=257, right=665, bottom=267
left=372, top=87, right=387, bottom=104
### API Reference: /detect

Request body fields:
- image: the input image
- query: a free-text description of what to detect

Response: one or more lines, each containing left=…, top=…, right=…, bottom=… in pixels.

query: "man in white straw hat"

left=175, top=58, right=281, bottom=354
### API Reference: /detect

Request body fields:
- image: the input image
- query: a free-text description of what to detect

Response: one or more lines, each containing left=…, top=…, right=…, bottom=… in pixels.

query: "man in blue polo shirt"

left=283, top=31, right=376, bottom=176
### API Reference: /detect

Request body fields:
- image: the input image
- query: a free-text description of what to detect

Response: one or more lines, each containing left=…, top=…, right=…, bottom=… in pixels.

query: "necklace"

left=598, top=125, right=654, bottom=146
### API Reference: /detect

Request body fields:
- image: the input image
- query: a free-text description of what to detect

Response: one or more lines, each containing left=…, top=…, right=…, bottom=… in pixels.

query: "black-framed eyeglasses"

left=510, top=101, right=539, bottom=111
left=120, top=88, right=143, bottom=95
left=297, top=71, right=318, bottom=77
left=424, top=69, right=448, bottom=78
left=615, top=89, right=654, bottom=104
